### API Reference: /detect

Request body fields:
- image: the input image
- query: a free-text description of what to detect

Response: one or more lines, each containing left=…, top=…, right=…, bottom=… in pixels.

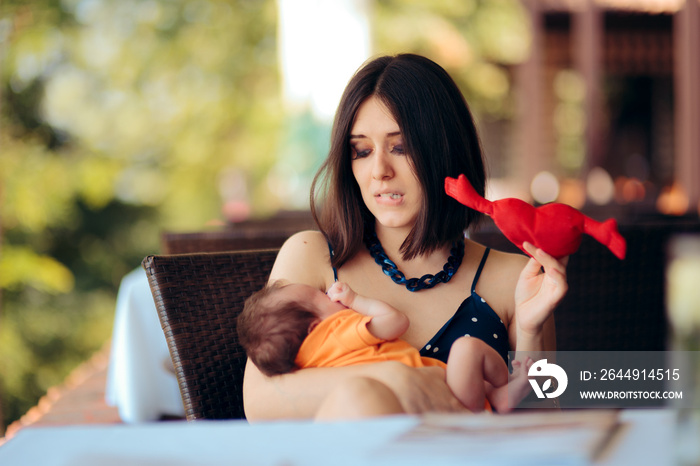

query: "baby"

left=237, top=281, right=532, bottom=414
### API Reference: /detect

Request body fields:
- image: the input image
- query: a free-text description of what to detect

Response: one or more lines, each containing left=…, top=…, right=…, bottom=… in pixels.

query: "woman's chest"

left=336, top=255, right=474, bottom=347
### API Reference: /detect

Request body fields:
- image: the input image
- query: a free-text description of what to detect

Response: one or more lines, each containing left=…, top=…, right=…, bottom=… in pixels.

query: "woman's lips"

left=374, top=192, right=404, bottom=205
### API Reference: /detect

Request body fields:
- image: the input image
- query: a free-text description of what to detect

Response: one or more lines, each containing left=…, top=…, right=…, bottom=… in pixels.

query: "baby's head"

left=237, top=281, right=343, bottom=376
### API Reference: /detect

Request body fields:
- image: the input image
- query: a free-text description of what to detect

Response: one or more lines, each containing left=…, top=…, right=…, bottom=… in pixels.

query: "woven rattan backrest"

left=142, top=249, right=279, bottom=420
left=161, top=211, right=317, bottom=254
left=161, top=229, right=300, bottom=254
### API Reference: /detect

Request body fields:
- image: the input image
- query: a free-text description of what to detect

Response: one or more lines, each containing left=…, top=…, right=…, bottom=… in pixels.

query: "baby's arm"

left=327, top=282, right=409, bottom=340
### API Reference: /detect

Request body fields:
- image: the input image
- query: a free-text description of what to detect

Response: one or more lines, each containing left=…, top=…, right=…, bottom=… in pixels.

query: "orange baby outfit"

left=295, top=309, right=446, bottom=370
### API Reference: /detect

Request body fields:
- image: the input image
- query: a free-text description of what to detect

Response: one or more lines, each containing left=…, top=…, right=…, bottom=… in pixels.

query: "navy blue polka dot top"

left=418, top=248, right=510, bottom=365
left=329, top=245, right=510, bottom=365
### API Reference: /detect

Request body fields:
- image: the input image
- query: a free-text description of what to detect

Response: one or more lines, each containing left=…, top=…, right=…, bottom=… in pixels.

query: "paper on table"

left=373, top=410, right=621, bottom=466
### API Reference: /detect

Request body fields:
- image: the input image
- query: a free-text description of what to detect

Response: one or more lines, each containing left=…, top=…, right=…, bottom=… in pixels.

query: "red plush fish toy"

left=445, top=174, right=626, bottom=260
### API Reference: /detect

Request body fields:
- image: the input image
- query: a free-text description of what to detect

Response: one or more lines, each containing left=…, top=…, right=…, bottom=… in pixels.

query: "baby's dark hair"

left=237, top=281, right=317, bottom=377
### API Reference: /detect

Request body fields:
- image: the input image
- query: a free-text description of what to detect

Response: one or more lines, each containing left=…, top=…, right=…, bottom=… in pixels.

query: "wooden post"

left=674, top=0, right=700, bottom=210
left=572, top=0, right=604, bottom=173
left=514, top=0, right=546, bottom=197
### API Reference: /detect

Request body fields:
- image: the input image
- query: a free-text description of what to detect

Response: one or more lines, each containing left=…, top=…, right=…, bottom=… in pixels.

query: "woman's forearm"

left=242, top=359, right=397, bottom=421
left=513, top=314, right=556, bottom=355
left=514, top=327, right=546, bottom=353
left=242, top=359, right=464, bottom=420
left=243, top=360, right=327, bottom=420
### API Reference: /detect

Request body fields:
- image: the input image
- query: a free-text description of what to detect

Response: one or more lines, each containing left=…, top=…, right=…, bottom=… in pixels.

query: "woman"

left=243, top=54, right=567, bottom=420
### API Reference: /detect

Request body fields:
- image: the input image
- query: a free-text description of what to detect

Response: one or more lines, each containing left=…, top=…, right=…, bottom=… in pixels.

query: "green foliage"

left=372, top=0, right=530, bottom=117
left=0, top=0, right=280, bottom=431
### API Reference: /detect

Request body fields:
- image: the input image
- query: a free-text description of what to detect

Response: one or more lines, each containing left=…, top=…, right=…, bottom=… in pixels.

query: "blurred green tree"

left=373, top=0, right=530, bottom=117
left=0, top=0, right=280, bottom=430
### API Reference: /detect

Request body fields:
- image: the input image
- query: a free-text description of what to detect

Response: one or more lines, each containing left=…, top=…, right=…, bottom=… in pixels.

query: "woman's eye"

left=351, top=147, right=371, bottom=159
left=391, top=145, right=405, bottom=154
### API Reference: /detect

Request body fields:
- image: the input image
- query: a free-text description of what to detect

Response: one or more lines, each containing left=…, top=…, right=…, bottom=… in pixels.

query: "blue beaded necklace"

left=364, top=231, right=465, bottom=292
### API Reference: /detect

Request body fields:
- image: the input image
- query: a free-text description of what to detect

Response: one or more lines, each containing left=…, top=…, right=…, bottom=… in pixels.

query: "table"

left=105, top=267, right=185, bottom=422
left=0, top=410, right=688, bottom=465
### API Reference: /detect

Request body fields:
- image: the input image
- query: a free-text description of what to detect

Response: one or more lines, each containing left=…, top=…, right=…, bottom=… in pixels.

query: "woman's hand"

left=366, top=362, right=466, bottom=414
left=514, top=242, right=568, bottom=337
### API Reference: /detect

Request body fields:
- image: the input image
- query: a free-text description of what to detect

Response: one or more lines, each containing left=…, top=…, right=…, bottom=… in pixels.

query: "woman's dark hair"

left=311, top=53, right=486, bottom=267
left=237, top=282, right=317, bottom=377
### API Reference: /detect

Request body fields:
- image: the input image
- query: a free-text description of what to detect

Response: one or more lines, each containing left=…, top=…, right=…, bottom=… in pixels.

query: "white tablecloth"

left=105, top=267, right=185, bottom=422
left=0, top=410, right=689, bottom=465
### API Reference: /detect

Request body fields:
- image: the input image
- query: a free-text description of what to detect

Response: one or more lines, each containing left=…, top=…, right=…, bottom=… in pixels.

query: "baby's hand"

left=326, top=282, right=356, bottom=307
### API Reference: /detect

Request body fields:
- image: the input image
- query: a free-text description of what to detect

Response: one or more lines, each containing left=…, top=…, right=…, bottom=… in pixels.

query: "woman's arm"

left=243, top=358, right=464, bottom=420
left=243, top=230, right=331, bottom=419
left=243, top=358, right=400, bottom=419
left=267, top=230, right=331, bottom=291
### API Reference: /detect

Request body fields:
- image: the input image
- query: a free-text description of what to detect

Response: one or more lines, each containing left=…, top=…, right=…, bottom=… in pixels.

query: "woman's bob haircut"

left=311, top=54, right=486, bottom=268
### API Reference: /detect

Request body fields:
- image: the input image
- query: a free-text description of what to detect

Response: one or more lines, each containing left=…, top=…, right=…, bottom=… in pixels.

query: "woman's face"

left=350, top=96, right=423, bottom=233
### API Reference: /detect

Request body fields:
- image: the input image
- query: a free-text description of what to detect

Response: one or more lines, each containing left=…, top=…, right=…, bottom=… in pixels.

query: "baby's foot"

left=488, top=358, right=534, bottom=413
left=507, top=357, right=534, bottom=409
left=326, top=282, right=356, bottom=307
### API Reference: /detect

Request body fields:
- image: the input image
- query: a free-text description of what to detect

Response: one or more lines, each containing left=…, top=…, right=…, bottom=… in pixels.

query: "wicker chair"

left=142, top=249, right=279, bottom=421
left=161, top=210, right=317, bottom=254
left=161, top=229, right=294, bottom=254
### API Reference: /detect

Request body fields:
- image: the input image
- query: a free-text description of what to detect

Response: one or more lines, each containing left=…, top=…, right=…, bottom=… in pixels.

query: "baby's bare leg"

left=314, top=376, right=405, bottom=421
left=446, top=336, right=509, bottom=412
left=448, top=337, right=534, bottom=413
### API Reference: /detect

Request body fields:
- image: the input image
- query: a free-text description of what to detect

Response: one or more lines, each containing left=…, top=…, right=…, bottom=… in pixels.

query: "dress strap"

left=471, top=247, right=491, bottom=293
left=327, top=241, right=338, bottom=282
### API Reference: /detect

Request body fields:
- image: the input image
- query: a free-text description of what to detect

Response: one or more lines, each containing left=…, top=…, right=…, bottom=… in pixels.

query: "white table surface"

left=0, top=410, right=690, bottom=466
left=105, top=267, right=185, bottom=422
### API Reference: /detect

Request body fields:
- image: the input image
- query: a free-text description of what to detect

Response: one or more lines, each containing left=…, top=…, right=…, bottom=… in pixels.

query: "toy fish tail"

left=586, top=217, right=627, bottom=260
left=444, top=174, right=493, bottom=214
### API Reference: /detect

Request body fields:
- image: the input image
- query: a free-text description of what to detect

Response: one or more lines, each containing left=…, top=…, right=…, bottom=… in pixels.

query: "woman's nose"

left=371, top=149, right=394, bottom=180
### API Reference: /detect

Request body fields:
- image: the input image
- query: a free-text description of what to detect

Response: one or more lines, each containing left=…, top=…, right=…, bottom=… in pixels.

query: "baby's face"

left=276, top=283, right=346, bottom=320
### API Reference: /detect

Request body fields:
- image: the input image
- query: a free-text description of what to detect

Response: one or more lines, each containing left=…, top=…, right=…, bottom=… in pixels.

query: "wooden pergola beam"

left=572, top=0, right=605, bottom=173
left=515, top=0, right=547, bottom=197
left=674, top=0, right=700, bottom=210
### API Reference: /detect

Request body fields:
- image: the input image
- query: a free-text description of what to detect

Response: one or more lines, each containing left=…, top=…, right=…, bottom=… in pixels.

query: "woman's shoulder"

left=467, top=239, right=528, bottom=293
left=466, top=238, right=528, bottom=272
left=486, top=247, right=530, bottom=273
left=269, top=230, right=333, bottom=289
left=280, top=230, right=329, bottom=256
left=466, top=240, right=528, bottom=320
